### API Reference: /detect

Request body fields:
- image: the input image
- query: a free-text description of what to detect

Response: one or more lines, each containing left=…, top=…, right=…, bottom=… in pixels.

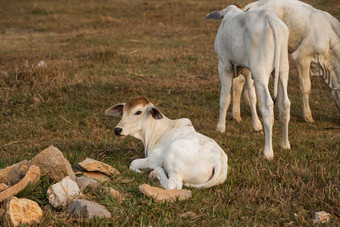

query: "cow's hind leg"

left=149, top=167, right=183, bottom=189
left=254, top=77, right=274, bottom=159
left=148, top=167, right=170, bottom=188
left=217, top=60, right=233, bottom=133
left=277, top=70, right=291, bottom=149
left=243, top=70, right=262, bottom=132
left=232, top=75, right=245, bottom=122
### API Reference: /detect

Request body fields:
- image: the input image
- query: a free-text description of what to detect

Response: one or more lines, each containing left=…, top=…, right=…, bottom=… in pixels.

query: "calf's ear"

left=147, top=106, right=163, bottom=120
left=105, top=103, right=125, bottom=117
left=205, top=10, right=224, bottom=20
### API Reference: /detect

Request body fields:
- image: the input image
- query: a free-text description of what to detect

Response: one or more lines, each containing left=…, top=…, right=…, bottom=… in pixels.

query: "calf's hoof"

left=148, top=170, right=159, bottom=181
left=129, top=166, right=142, bottom=173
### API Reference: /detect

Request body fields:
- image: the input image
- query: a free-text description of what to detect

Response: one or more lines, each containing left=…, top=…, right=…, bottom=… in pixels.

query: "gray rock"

left=76, top=177, right=100, bottom=192
left=0, top=160, right=29, bottom=185
left=67, top=199, right=111, bottom=220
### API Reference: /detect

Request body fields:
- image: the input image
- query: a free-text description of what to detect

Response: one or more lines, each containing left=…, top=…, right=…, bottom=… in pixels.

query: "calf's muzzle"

left=114, top=127, right=123, bottom=136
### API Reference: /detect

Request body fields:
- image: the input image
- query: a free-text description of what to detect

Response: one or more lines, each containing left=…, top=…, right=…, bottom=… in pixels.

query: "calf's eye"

left=135, top=111, right=142, bottom=115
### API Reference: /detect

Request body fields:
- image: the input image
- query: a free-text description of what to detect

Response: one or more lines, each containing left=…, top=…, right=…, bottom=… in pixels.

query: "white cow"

left=206, top=5, right=291, bottom=159
left=233, top=0, right=340, bottom=123
left=105, top=96, right=228, bottom=189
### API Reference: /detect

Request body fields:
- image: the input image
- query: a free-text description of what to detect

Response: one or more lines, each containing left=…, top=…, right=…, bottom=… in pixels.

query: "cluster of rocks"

left=0, top=146, right=122, bottom=226
left=0, top=145, right=193, bottom=226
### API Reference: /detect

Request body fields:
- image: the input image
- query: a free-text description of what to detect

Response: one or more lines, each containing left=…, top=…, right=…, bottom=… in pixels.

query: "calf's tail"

left=188, top=151, right=228, bottom=188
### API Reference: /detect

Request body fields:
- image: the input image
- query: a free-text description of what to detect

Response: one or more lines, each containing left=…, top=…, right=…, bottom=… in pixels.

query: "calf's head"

left=105, top=96, right=163, bottom=138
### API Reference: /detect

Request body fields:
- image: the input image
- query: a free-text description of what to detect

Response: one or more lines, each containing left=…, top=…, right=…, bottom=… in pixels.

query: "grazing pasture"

left=0, top=0, right=339, bottom=225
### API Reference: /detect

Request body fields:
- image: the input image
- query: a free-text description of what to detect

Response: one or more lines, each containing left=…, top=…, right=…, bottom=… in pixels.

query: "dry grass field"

left=0, top=0, right=339, bottom=225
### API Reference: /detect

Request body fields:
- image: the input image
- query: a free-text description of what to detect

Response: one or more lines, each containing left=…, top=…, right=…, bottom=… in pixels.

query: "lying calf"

left=105, top=96, right=228, bottom=189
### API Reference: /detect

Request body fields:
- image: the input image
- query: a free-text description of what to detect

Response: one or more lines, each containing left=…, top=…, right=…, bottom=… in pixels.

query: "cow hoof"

left=252, top=122, right=263, bottom=132
left=303, top=114, right=314, bottom=123
left=130, top=166, right=142, bottom=173
left=216, top=125, right=225, bottom=133
left=148, top=170, right=159, bottom=181
left=263, top=150, right=274, bottom=160
left=233, top=115, right=242, bottom=123
left=281, top=142, right=291, bottom=150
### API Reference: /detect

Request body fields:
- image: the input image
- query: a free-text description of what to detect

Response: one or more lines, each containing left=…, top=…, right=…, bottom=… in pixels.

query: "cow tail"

left=187, top=151, right=228, bottom=188
left=267, top=12, right=281, bottom=104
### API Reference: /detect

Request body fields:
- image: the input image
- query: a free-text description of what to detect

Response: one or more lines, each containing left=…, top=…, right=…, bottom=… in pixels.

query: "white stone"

left=314, top=211, right=331, bottom=224
left=47, top=176, right=80, bottom=208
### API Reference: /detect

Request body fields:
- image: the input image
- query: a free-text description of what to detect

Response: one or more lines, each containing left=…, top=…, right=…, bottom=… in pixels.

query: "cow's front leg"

left=217, top=60, right=233, bottom=133
left=130, top=158, right=150, bottom=173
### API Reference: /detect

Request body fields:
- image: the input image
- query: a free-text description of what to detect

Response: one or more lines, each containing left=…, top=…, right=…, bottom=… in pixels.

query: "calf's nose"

left=114, top=127, right=122, bottom=136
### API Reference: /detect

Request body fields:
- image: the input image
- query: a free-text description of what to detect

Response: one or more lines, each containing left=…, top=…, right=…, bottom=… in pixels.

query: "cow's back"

left=246, top=0, right=321, bottom=52
left=215, top=9, right=277, bottom=69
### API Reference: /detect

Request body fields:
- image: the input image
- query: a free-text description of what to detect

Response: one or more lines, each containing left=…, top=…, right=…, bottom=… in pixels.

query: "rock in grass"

left=180, top=211, right=197, bottom=218
left=0, top=183, right=9, bottom=192
left=139, top=184, right=192, bottom=202
left=78, top=158, right=120, bottom=176
left=29, top=145, right=76, bottom=181
left=81, top=172, right=110, bottom=183
left=0, top=146, right=75, bottom=186
left=314, top=211, right=331, bottom=224
left=0, top=160, right=29, bottom=185
left=0, top=166, right=41, bottom=203
left=3, top=197, right=43, bottom=227
left=47, top=176, right=80, bottom=208
left=0, top=207, right=5, bottom=217
left=67, top=199, right=111, bottom=220
left=76, top=177, right=100, bottom=192
left=102, top=186, right=122, bottom=199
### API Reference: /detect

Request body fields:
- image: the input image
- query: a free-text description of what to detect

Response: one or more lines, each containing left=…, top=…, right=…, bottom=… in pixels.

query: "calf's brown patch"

left=125, top=96, right=150, bottom=111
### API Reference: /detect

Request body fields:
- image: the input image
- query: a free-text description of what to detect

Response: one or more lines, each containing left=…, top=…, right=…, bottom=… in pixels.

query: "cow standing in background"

left=206, top=5, right=290, bottom=159
left=232, top=0, right=340, bottom=123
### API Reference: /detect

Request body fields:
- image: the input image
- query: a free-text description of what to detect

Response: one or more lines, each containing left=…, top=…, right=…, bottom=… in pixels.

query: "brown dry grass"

left=0, top=0, right=339, bottom=226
